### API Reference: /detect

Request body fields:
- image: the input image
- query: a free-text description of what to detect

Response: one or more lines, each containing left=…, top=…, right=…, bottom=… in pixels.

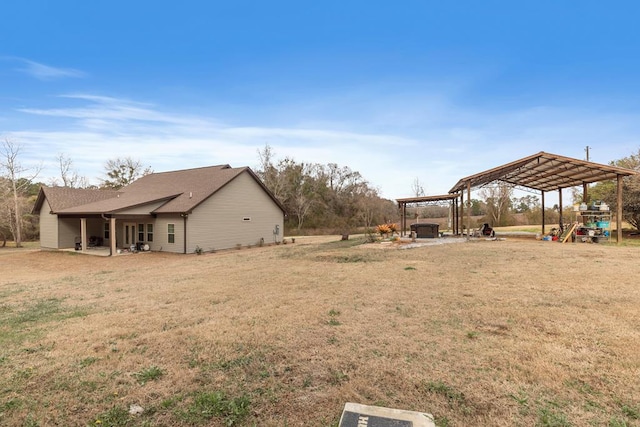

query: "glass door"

left=124, top=222, right=137, bottom=247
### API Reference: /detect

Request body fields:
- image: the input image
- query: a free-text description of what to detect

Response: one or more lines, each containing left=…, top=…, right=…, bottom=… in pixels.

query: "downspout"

left=183, top=213, right=188, bottom=254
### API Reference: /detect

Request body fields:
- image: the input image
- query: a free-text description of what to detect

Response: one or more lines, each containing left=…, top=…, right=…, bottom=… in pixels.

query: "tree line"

left=4, top=136, right=640, bottom=247
left=255, top=145, right=397, bottom=233
left=0, top=139, right=398, bottom=246
left=0, top=138, right=152, bottom=247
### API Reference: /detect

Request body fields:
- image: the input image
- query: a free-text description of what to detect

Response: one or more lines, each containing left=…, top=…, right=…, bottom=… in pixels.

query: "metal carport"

left=448, top=151, right=638, bottom=243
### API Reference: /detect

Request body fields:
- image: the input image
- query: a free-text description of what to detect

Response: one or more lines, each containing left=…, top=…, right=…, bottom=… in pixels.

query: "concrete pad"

left=339, top=402, right=435, bottom=427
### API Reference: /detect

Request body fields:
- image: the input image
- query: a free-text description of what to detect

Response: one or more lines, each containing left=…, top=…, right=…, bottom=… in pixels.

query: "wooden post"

left=450, top=199, right=455, bottom=234
left=617, top=174, right=623, bottom=244
left=403, top=203, right=407, bottom=236
left=460, top=191, right=464, bottom=237
left=452, top=196, right=457, bottom=235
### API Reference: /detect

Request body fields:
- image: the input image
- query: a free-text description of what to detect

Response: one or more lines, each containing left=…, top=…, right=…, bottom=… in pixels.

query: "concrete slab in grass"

left=339, top=402, right=435, bottom=427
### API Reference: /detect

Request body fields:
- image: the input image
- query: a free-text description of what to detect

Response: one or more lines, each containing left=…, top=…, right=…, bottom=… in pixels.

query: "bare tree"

left=53, top=153, right=89, bottom=188
left=256, top=144, right=288, bottom=202
left=101, top=157, right=152, bottom=189
left=411, top=177, right=425, bottom=197
left=356, top=187, right=381, bottom=228
left=480, top=182, right=513, bottom=226
left=0, top=139, right=42, bottom=247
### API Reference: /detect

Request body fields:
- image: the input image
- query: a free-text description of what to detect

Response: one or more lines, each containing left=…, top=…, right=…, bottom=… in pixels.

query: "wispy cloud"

left=14, top=94, right=430, bottom=196
left=19, top=94, right=210, bottom=128
left=11, top=92, right=640, bottom=199
left=4, top=57, right=86, bottom=80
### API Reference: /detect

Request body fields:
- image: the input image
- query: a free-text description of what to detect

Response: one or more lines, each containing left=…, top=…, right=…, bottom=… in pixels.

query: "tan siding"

left=86, top=219, right=109, bottom=246
left=39, top=199, right=59, bottom=249
left=186, top=171, right=283, bottom=252
left=152, top=215, right=185, bottom=253
left=58, top=218, right=80, bottom=248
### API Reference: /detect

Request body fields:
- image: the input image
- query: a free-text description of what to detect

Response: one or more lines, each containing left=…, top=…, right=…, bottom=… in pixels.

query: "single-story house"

left=32, top=165, right=286, bottom=255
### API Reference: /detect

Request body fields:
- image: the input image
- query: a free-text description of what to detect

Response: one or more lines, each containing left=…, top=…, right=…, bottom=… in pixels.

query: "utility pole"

left=585, top=146, right=591, bottom=162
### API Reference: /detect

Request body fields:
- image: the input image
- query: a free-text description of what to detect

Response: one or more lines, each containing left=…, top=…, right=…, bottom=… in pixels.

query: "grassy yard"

left=1, top=236, right=639, bottom=426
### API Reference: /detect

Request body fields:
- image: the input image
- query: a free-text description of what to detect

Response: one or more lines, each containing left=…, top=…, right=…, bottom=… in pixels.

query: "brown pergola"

left=396, top=194, right=460, bottom=236
left=448, top=151, right=638, bottom=243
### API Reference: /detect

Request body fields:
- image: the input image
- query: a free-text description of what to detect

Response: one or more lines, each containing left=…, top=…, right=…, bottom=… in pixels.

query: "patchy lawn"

left=1, top=236, right=639, bottom=426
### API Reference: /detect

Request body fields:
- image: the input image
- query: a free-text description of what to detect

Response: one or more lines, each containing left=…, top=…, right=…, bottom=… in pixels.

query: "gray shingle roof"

left=33, top=187, right=119, bottom=214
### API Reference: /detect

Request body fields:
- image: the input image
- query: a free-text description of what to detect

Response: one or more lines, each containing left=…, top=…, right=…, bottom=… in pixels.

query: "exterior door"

left=124, top=222, right=137, bottom=248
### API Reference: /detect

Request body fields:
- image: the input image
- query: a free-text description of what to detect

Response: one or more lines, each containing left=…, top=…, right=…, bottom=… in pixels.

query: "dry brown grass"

left=1, top=236, right=640, bottom=426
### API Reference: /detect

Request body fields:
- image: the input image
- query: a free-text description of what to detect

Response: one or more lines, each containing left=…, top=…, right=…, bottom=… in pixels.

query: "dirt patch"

left=1, top=237, right=639, bottom=426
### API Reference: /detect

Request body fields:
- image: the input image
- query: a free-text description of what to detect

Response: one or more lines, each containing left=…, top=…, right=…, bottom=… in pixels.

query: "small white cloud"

left=9, top=57, right=86, bottom=80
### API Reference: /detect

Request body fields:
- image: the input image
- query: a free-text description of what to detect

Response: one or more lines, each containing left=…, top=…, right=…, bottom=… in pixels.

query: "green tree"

left=583, top=149, right=640, bottom=230
left=470, top=199, right=485, bottom=216
left=512, top=195, right=540, bottom=213
left=101, top=157, right=152, bottom=189
left=612, top=150, right=640, bottom=229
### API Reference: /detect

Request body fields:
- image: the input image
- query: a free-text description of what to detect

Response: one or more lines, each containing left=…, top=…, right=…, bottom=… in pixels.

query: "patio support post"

left=80, top=218, right=87, bottom=253
left=110, top=217, right=116, bottom=256
left=617, top=174, right=623, bottom=244
left=453, top=197, right=458, bottom=235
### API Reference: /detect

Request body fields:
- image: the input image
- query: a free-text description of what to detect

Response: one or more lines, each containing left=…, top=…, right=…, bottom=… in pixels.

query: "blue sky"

left=2, top=1, right=640, bottom=199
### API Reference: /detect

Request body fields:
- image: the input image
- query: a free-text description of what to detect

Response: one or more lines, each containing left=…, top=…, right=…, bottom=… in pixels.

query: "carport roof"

left=449, top=151, right=638, bottom=194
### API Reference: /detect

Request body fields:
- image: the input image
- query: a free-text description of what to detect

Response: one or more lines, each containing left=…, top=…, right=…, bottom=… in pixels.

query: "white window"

left=168, top=223, right=175, bottom=244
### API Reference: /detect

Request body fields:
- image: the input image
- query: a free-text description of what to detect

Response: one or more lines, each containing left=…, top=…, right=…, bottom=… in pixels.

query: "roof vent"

left=189, top=192, right=193, bottom=198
